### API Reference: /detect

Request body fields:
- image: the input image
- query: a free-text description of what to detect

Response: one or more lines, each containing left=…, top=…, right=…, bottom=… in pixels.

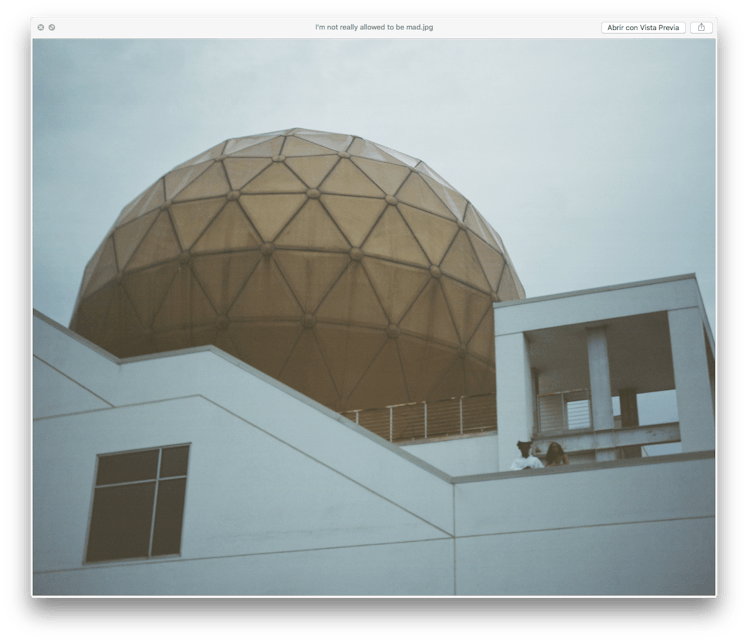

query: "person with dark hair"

left=510, top=440, right=544, bottom=470
left=545, top=441, right=569, bottom=467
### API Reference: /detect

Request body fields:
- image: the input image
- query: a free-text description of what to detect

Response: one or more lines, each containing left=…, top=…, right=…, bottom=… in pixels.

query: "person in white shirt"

left=510, top=440, right=544, bottom=470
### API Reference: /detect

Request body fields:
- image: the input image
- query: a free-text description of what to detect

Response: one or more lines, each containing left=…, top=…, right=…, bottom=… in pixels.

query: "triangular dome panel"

left=314, top=325, right=388, bottom=403
left=274, top=199, right=350, bottom=251
left=231, top=137, right=284, bottom=158
left=397, top=335, right=459, bottom=403
left=347, top=138, right=405, bottom=165
left=126, top=211, right=181, bottom=271
left=362, top=257, right=429, bottom=323
left=164, top=161, right=213, bottom=201
left=192, top=202, right=261, bottom=253
left=191, top=251, right=262, bottom=315
left=351, top=157, right=411, bottom=196
left=224, top=158, right=272, bottom=191
left=396, top=172, right=455, bottom=220
left=362, top=206, right=429, bottom=266
left=224, top=134, right=280, bottom=156
left=113, top=210, right=159, bottom=271
left=169, top=198, right=226, bottom=251
left=468, top=232, right=506, bottom=292
left=239, top=194, right=307, bottom=241
left=440, top=276, right=491, bottom=345
left=117, top=179, right=166, bottom=226
left=400, top=279, right=460, bottom=346
left=284, top=155, right=339, bottom=188
left=320, top=159, right=384, bottom=197
left=346, top=339, right=410, bottom=410
left=278, top=330, right=340, bottom=407
left=84, top=236, right=118, bottom=297
left=123, top=262, right=178, bottom=329
left=439, top=231, right=490, bottom=291
left=273, top=251, right=350, bottom=313
left=229, top=257, right=303, bottom=320
left=421, top=174, right=467, bottom=220
left=152, top=266, right=218, bottom=329
left=316, top=261, right=388, bottom=327
left=398, top=204, right=458, bottom=265
left=242, top=162, right=307, bottom=194
left=227, top=321, right=302, bottom=379
left=295, top=132, right=353, bottom=152
left=320, top=195, right=386, bottom=247
left=282, top=136, right=337, bottom=157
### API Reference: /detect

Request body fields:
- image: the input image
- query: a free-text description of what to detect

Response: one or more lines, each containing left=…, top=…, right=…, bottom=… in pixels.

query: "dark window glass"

left=150, top=478, right=187, bottom=556
left=86, top=444, right=190, bottom=563
left=86, top=482, right=156, bottom=562
left=160, top=445, right=189, bottom=478
left=96, top=449, right=159, bottom=485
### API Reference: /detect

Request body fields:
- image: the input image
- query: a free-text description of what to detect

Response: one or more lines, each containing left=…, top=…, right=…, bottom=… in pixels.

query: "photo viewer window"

left=86, top=445, right=189, bottom=563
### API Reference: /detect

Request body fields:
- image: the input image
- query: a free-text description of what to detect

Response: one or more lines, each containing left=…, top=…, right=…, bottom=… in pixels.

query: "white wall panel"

left=34, top=538, right=455, bottom=596
left=456, top=518, right=714, bottom=595
left=33, top=313, right=455, bottom=534
left=401, top=434, right=498, bottom=476
left=33, top=356, right=111, bottom=418
left=34, top=397, right=449, bottom=573
left=455, top=458, right=714, bottom=537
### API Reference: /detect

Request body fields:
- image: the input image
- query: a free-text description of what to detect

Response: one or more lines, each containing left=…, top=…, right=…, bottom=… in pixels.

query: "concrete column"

left=495, top=332, right=534, bottom=472
left=619, top=388, right=639, bottom=427
left=586, top=326, right=616, bottom=461
left=668, top=308, right=715, bottom=452
left=586, top=326, right=615, bottom=431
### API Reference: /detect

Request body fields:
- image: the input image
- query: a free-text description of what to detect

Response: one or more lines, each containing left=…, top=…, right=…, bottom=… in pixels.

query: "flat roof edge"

left=452, top=449, right=714, bottom=484
left=494, top=274, right=697, bottom=309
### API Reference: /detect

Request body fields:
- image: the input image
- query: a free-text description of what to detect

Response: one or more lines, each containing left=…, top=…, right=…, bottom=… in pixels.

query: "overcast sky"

left=33, top=37, right=716, bottom=329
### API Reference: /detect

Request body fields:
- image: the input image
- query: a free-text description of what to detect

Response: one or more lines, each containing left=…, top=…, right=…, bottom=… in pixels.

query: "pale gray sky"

left=33, top=37, right=716, bottom=330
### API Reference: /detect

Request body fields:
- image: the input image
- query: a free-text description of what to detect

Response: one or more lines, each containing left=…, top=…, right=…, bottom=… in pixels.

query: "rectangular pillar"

left=619, top=388, right=639, bottom=428
left=586, top=326, right=615, bottom=461
left=495, top=332, right=534, bottom=472
left=668, top=308, right=715, bottom=452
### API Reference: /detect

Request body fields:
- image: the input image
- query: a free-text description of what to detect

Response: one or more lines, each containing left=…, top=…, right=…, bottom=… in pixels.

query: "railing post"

left=460, top=397, right=464, bottom=435
left=389, top=407, right=393, bottom=442
left=424, top=402, right=428, bottom=439
left=355, top=410, right=359, bottom=425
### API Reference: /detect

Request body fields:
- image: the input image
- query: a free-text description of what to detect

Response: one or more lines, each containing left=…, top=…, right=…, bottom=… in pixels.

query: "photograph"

left=32, top=31, right=716, bottom=597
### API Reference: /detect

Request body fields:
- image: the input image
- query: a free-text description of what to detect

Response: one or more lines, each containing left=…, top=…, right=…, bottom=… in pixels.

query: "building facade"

left=32, top=273, right=715, bottom=595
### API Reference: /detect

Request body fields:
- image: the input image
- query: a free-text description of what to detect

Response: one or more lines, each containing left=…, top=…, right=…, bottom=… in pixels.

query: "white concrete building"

left=32, top=274, right=715, bottom=596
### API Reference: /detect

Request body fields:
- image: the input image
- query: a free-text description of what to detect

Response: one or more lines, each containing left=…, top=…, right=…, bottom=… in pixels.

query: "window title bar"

left=31, top=17, right=718, bottom=39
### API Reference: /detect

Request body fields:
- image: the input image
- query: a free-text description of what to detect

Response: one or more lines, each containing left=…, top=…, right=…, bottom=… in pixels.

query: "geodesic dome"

left=70, top=128, right=524, bottom=412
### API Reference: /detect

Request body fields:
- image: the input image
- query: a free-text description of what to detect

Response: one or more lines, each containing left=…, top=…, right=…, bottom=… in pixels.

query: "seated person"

left=510, top=440, right=544, bottom=470
left=545, top=441, right=569, bottom=467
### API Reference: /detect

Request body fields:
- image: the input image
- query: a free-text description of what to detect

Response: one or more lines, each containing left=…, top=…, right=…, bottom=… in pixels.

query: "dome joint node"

left=301, top=313, right=317, bottom=329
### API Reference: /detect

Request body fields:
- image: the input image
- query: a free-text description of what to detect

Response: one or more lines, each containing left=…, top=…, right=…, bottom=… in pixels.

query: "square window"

left=85, top=444, right=190, bottom=563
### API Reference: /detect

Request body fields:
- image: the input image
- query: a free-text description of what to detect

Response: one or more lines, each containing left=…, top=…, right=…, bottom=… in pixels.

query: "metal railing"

left=536, top=389, right=592, bottom=433
left=342, top=394, right=497, bottom=443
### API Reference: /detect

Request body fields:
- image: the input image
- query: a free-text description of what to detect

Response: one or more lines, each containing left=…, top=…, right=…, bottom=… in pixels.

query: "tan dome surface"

left=70, top=128, right=524, bottom=412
